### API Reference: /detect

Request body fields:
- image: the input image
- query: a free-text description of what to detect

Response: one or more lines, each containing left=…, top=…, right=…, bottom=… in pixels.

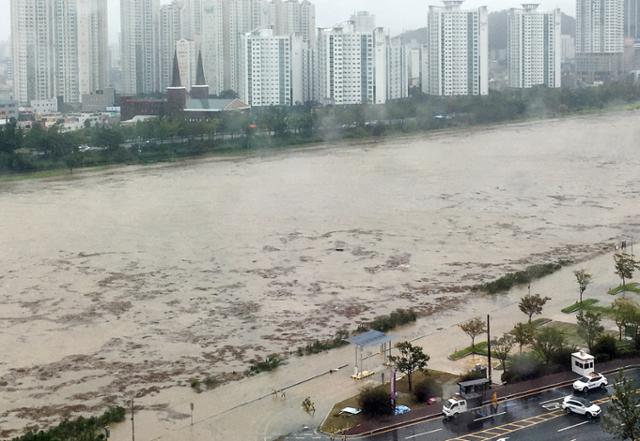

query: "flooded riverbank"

left=1, top=111, right=639, bottom=437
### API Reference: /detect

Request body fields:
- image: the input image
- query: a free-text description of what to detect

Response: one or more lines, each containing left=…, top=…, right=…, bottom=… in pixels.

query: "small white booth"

left=571, top=350, right=595, bottom=376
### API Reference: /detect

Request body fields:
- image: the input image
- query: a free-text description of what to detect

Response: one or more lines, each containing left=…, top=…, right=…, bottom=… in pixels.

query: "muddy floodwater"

left=1, top=112, right=640, bottom=437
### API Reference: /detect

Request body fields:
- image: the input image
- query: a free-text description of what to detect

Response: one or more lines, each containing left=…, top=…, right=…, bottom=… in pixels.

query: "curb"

left=330, top=363, right=640, bottom=439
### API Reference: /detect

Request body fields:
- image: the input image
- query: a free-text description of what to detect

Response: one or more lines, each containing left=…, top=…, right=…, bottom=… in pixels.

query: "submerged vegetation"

left=11, top=406, right=126, bottom=441
left=477, top=262, right=565, bottom=294
left=358, top=308, right=418, bottom=333
left=296, top=330, right=350, bottom=356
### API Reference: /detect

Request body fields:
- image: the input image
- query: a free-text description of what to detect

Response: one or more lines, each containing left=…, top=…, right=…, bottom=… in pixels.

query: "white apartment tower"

left=387, top=37, right=408, bottom=100
left=351, top=11, right=376, bottom=33
left=11, top=0, right=55, bottom=104
left=373, top=28, right=408, bottom=104
left=576, top=0, right=624, bottom=81
left=426, top=0, right=488, bottom=96
left=317, top=23, right=374, bottom=105
left=271, top=0, right=316, bottom=45
left=159, top=1, right=185, bottom=90
left=201, top=0, right=225, bottom=95
left=77, top=0, right=109, bottom=97
left=121, top=0, right=160, bottom=95
left=223, top=0, right=271, bottom=93
left=239, top=28, right=306, bottom=106
left=176, top=39, right=198, bottom=90
left=508, top=4, right=561, bottom=88
left=182, top=0, right=203, bottom=39
left=11, top=0, right=108, bottom=104
left=373, top=28, right=388, bottom=104
left=53, top=0, right=80, bottom=103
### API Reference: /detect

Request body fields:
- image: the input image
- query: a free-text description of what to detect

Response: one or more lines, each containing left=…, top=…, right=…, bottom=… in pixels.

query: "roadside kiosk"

left=571, top=350, right=595, bottom=376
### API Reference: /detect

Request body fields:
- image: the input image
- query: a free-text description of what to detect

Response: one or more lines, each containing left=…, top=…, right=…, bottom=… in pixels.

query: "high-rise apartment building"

left=270, top=0, right=316, bottom=45
left=159, top=1, right=184, bottom=90
left=201, top=0, right=225, bottom=95
left=425, top=0, right=488, bottom=96
left=223, top=0, right=271, bottom=94
left=176, top=38, right=198, bottom=90
left=387, top=37, right=408, bottom=100
left=53, top=0, right=79, bottom=103
left=372, top=28, right=408, bottom=104
left=576, top=0, right=624, bottom=82
left=239, top=28, right=306, bottom=106
left=121, top=0, right=160, bottom=95
left=182, top=0, right=203, bottom=39
left=351, top=11, right=376, bottom=33
left=507, top=4, right=561, bottom=88
left=11, top=0, right=55, bottom=104
left=11, top=0, right=108, bottom=104
left=625, top=0, right=640, bottom=39
left=77, top=0, right=109, bottom=98
left=317, top=23, right=374, bottom=105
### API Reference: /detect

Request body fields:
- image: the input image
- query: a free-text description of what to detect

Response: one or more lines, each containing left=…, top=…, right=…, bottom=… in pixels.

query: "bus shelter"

left=347, top=330, right=393, bottom=380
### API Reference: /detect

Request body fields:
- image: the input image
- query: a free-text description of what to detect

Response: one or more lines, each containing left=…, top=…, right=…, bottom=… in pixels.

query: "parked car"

left=573, top=373, right=608, bottom=392
left=562, top=396, right=601, bottom=418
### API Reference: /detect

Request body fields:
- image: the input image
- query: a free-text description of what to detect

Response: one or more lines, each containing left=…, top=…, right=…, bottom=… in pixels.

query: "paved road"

left=284, top=368, right=640, bottom=441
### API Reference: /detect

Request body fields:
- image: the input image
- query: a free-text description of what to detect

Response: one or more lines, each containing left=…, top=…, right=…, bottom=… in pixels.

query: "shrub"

left=549, top=346, right=576, bottom=367
left=358, top=386, right=393, bottom=417
left=296, top=330, right=349, bottom=356
left=246, top=354, right=283, bottom=376
left=593, top=335, right=618, bottom=360
left=12, top=406, right=126, bottom=441
left=502, top=353, right=544, bottom=383
left=478, top=263, right=563, bottom=294
left=361, top=308, right=417, bottom=333
left=459, top=369, right=486, bottom=382
left=413, top=378, right=442, bottom=403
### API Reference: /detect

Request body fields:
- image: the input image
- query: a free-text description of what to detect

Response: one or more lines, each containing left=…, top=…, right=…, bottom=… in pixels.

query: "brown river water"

left=1, top=111, right=640, bottom=437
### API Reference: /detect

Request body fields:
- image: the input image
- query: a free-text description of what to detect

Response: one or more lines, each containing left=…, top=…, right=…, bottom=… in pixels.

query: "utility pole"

left=487, top=314, right=492, bottom=384
left=130, top=398, right=135, bottom=441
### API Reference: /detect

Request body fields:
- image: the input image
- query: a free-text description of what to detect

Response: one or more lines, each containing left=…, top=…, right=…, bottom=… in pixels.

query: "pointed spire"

left=171, top=50, right=182, bottom=88
left=195, top=51, right=207, bottom=86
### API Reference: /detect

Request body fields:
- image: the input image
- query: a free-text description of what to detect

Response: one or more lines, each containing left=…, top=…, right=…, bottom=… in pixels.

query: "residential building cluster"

left=3, top=0, right=636, bottom=122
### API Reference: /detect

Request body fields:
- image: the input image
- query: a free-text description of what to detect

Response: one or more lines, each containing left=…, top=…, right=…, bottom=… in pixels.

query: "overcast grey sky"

left=0, top=0, right=575, bottom=43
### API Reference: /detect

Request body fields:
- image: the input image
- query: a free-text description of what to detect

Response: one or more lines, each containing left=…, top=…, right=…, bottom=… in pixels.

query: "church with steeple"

left=120, top=50, right=249, bottom=122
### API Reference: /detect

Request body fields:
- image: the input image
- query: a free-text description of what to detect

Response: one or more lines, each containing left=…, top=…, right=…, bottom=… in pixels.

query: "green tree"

left=358, top=386, right=393, bottom=417
left=533, top=327, right=566, bottom=364
left=389, top=341, right=430, bottom=391
left=613, top=298, right=640, bottom=340
left=511, top=322, right=535, bottom=353
left=573, top=269, right=592, bottom=305
left=614, top=253, right=640, bottom=287
left=492, top=334, right=515, bottom=372
left=603, top=371, right=640, bottom=441
left=459, top=317, right=487, bottom=350
left=519, top=293, right=551, bottom=323
left=576, top=311, right=604, bottom=351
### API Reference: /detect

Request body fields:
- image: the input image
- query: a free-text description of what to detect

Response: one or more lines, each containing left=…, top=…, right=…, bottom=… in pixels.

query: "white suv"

left=562, top=396, right=601, bottom=418
left=572, top=373, right=608, bottom=393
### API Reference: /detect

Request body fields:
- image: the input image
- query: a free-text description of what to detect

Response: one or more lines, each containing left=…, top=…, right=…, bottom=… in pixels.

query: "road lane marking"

left=473, top=411, right=507, bottom=422
left=557, top=420, right=590, bottom=432
left=405, top=428, right=443, bottom=439
left=540, top=397, right=564, bottom=405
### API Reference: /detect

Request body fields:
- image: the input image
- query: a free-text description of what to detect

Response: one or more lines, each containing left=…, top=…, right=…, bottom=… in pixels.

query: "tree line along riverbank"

left=1, top=80, right=640, bottom=177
